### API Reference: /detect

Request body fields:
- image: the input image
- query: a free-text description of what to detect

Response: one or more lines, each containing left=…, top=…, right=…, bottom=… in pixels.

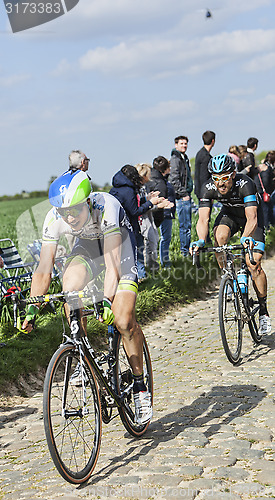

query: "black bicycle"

left=192, top=242, right=262, bottom=365
left=12, top=288, right=153, bottom=484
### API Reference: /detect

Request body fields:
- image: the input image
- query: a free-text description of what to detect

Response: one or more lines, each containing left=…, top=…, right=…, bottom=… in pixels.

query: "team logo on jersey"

left=206, top=182, right=216, bottom=190
left=236, top=179, right=248, bottom=188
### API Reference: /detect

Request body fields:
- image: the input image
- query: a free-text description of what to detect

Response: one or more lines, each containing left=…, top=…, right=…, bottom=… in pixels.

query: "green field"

left=0, top=197, right=47, bottom=246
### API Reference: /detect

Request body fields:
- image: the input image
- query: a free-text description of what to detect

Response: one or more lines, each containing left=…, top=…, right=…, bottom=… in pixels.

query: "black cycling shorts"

left=213, top=209, right=265, bottom=254
left=64, top=235, right=138, bottom=293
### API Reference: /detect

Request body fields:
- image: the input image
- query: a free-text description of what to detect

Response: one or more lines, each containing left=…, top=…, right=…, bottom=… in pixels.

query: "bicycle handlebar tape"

left=25, top=305, right=39, bottom=322
left=240, top=236, right=255, bottom=246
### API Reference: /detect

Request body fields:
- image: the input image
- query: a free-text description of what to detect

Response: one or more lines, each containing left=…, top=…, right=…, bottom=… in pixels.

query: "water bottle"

left=237, top=269, right=248, bottom=295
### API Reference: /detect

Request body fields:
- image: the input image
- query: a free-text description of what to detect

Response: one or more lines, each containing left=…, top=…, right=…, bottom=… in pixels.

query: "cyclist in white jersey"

left=22, top=170, right=168, bottom=425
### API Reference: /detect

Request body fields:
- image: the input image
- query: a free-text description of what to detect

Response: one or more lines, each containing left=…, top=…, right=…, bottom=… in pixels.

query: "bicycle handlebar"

left=11, top=288, right=100, bottom=330
left=11, top=289, right=93, bottom=307
left=191, top=240, right=256, bottom=266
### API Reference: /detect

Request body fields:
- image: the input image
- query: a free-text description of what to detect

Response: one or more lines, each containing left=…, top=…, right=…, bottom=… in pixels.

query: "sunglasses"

left=57, top=203, right=86, bottom=218
left=212, top=172, right=234, bottom=183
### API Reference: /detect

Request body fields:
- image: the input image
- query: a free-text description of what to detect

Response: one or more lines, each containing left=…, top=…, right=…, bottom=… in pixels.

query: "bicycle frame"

left=68, top=306, right=136, bottom=423
left=193, top=243, right=260, bottom=323
left=11, top=289, right=136, bottom=423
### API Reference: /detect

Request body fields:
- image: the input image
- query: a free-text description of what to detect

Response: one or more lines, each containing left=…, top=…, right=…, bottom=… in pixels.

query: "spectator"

left=109, top=165, right=171, bottom=280
left=238, top=145, right=248, bottom=173
left=194, top=130, right=216, bottom=200
left=169, top=135, right=193, bottom=257
left=228, top=145, right=241, bottom=169
left=159, top=179, right=176, bottom=268
left=254, top=150, right=275, bottom=229
left=134, top=163, right=159, bottom=271
left=239, top=137, right=258, bottom=179
left=68, top=150, right=90, bottom=173
left=146, top=156, right=170, bottom=226
left=146, top=156, right=173, bottom=268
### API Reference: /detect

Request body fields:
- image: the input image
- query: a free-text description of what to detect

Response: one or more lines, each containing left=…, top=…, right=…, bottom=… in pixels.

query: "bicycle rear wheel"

left=113, top=333, right=153, bottom=437
left=219, top=275, right=243, bottom=364
left=247, top=278, right=262, bottom=344
left=43, top=343, right=102, bottom=484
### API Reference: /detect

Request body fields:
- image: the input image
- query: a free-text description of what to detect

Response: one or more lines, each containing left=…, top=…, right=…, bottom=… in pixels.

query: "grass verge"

left=1, top=224, right=275, bottom=393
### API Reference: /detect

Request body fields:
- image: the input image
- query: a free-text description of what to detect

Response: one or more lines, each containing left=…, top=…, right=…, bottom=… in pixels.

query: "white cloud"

left=244, top=52, right=275, bottom=72
left=78, top=29, right=275, bottom=78
left=51, top=58, right=71, bottom=77
left=0, top=73, right=30, bottom=87
left=229, top=87, right=255, bottom=97
left=223, top=93, right=275, bottom=114
left=132, top=100, right=198, bottom=121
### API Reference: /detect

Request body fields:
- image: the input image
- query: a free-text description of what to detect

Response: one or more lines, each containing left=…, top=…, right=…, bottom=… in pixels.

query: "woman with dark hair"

left=254, top=151, right=275, bottom=228
left=110, top=164, right=171, bottom=279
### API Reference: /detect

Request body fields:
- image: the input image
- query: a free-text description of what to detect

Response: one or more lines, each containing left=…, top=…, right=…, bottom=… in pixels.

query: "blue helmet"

left=208, top=154, right=236, bottom=175
left=49, top=170, right=91, bottom=208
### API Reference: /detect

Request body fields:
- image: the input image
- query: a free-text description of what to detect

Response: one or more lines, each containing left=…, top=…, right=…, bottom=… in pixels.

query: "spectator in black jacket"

left=254, top=150, right=275, bottom=228
left=146, top=156, right=170, bottom=227
left=146, top=156, right=174, bottom=267
left=239, top=137, right=258, bottom=179
left=194, top=130, right=215, bottom=201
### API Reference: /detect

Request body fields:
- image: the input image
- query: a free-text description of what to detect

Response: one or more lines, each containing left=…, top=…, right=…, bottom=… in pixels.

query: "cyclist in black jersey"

left=190, top=154, right=271, bottom=336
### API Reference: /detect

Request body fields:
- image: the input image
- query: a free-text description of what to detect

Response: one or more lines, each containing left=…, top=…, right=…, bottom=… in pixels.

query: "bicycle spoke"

left=43, top=345, right=101, bottom=484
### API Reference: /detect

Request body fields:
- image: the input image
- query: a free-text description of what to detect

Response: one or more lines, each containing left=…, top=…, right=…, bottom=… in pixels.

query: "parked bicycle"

left=12, top=287, right=153, bottom=484
left=192, top=241, right=262, bottom=365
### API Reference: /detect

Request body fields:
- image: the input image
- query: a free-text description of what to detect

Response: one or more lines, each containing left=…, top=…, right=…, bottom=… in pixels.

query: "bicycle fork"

left=62, top=321, right=89, bottom=419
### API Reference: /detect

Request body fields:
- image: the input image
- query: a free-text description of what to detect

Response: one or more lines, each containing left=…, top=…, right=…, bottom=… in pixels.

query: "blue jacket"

left=109, top=170, right=153, bottom=235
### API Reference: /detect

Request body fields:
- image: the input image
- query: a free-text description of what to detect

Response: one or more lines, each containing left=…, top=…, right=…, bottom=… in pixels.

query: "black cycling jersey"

left=200, top=173, right=265, bottom=251
left=199, top=173, right=260, bottom=219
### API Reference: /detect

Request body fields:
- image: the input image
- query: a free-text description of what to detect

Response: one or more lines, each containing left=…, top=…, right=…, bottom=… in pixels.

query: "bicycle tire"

left=113, top=333, right=153, bottom=437
left=247, top=280, right=262, bottom=344
left=43, top=343, right=102, bottom=484
left=219, top=275, right=243, bottom=365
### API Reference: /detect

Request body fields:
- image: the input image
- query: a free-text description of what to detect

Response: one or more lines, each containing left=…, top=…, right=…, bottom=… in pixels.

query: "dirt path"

left=1, top=255, right=275, bottom=499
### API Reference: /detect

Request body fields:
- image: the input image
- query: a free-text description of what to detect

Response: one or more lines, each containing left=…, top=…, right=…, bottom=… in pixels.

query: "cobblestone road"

left=1, top=256, right=275, bottom=500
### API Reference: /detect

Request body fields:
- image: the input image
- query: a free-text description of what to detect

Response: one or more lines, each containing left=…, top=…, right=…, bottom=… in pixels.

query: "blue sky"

left=1, top=0, right=275, bottom=196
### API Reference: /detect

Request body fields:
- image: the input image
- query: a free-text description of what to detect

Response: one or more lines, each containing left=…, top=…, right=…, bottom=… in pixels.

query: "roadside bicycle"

left=12, top=288, right=153, bottom=484
left=192, top=242, right=262, bottom=365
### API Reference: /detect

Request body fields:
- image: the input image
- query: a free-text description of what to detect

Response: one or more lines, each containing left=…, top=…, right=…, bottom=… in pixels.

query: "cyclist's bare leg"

left=62, top=260, right=90, bottom=333
left=112, top=290, right=144, bottom=376
left=246, top=252, right=267, bottom=299
left=214, top=225, right=231, bottom=268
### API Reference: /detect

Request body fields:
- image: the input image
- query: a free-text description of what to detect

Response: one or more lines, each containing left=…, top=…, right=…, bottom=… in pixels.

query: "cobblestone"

left=1, top=255, right=275, bottom=499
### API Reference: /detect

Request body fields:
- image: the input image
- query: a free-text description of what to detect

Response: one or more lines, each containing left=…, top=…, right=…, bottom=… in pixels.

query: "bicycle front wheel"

left=43, top=344, right=102, bottom=484
left=219, top=275, right=243, bottom=365
left=247, top=278, right=262, bottom=344
left=114, top=333, right=153, bottom=437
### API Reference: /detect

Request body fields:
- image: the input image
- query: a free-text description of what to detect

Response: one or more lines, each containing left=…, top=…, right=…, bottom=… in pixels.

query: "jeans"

left=176, top=198, right=192, bottom=256
left=135, top=232, right=146, bottom=279
left=159, top=218, right=173, bottom=266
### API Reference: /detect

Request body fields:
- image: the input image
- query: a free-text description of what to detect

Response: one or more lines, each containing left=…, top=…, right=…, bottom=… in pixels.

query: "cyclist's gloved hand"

left=21, top=305, right=39, bottom=333
left=95, top=298, right=114, bottom=325
left=240, top=236, right=255, bottom=248
left=189, top=239, right=205, bottom=253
